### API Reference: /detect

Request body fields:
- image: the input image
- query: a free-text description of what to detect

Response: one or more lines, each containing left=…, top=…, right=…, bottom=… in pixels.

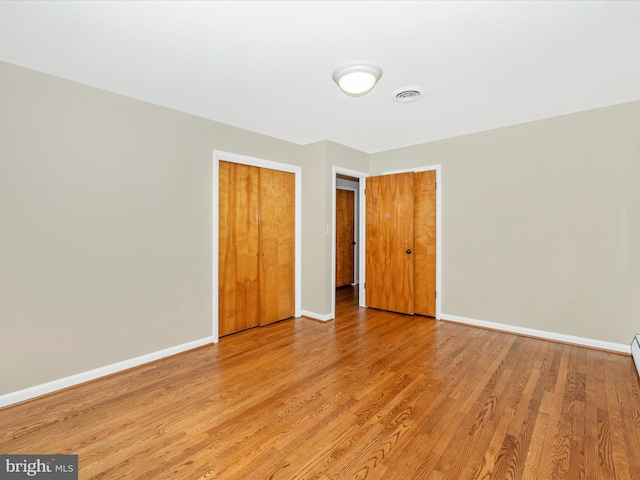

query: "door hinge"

left=435, top=291, right=437, bottom=298
left=435, top=181, right=437, bottom=190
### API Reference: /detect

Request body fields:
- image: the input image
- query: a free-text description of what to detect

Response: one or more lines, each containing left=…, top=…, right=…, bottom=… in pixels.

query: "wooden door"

left=258, top=168, right=295, bottom=325
left=336, top=189, right=355, bottom=287
left=218, top=161, right=260, bottom=335
left=414, top=170, right=436, bottom=316
left=365, top=173, right=415, bottom=314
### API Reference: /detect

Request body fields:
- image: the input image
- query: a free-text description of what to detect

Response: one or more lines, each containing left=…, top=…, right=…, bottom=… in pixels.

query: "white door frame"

left=332, top=166, right=368, bottom=317
left=213, top=150, right=302, bottom=342
left=381, top=165, right=442, bottom=319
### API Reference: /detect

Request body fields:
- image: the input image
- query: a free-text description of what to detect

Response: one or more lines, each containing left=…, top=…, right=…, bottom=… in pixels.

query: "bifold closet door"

left=258, top=168, right=295, bottom=326
left=365, top=170, right=436, bottom=317
left=218, top=161, right=260, bottom=335
left=219, top=161, right=295, bottom=336
left=366, top=172, right=415, bottom=314
left=414, top=170, right=436, bottom=317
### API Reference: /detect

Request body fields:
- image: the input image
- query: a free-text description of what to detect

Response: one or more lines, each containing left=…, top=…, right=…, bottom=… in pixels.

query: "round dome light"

left=332, top=61, right=383, bottom=97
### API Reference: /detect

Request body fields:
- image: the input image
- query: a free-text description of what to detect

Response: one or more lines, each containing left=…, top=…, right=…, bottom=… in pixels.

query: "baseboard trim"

left=301, top=310, right=333, bottom=321
left=0, top=336, right=215, bottom=409
left=440, top=313, right=630, bottom=354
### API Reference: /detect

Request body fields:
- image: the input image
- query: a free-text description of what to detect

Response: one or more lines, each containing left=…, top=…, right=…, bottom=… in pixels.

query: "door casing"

left=332, top=167, right=368, bottom=317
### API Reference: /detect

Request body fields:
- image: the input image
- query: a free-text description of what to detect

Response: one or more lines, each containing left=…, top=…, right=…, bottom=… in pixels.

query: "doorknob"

left=406, top=249, right=413, bottom=254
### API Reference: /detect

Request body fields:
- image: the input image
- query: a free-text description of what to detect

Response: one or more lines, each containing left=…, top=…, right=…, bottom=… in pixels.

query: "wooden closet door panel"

left=218, top=161, right=260, bottom=336
left=259, top=168, right=295, bottom=325
left=365, top=173, right=415, bottom=314
left=414, top=170, right=436, bottom=317
left=336, top=189, right=355, bottom=287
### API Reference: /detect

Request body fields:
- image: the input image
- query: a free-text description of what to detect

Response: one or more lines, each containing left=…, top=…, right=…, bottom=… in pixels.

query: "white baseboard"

left=301, top=310, right=333, bottom=321
left=0, top=336, right=215, bottom=409
left=440, top=313, right=630, bottom=354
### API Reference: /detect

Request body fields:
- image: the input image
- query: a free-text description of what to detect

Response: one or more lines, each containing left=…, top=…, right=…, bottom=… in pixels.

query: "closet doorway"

left=218, top=161, right=295, bottom=336
left=213, top=151, right=302, bottom=342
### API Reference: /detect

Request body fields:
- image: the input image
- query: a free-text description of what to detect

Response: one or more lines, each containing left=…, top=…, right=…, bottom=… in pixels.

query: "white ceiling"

left=1, top=1, right=640, bottom=153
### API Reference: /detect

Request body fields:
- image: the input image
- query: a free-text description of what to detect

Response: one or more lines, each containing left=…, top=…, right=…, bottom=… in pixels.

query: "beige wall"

left=0, top=61, right=316, bottom=395
left=300, top=140, right=369, bottom=317
left=300, top=140, right=329, bottom=315
left=370, top=101, right=640, bottom=345
left=327, top=141, right=369, bottom=174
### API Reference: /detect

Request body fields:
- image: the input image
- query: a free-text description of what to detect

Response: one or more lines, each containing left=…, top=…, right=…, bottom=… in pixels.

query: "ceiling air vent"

left=392, top=86, right=424, bottom=103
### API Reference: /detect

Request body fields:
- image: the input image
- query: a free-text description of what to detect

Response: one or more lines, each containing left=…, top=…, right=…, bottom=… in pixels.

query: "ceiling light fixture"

left=332, top=61, right=383, bottom=97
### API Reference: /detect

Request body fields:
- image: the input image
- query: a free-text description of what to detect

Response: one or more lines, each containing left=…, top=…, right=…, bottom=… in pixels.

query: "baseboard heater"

left=632, top=333, right=640, bottom=379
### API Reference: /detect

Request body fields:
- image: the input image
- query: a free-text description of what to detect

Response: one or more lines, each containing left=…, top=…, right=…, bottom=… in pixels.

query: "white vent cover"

left=392, top=86, right=424, bottom=103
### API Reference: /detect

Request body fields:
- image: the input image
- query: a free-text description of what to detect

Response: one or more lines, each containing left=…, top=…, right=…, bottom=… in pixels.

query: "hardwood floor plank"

left=604, top=352, right=634, bottom=480
left=584, top=348, right=601, bottom=478
left=1, top=286, right=639, bottom=479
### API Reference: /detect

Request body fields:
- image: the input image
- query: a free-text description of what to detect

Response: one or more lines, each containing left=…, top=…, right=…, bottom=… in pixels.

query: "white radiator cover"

left=632, top=333, right=640, bottom=379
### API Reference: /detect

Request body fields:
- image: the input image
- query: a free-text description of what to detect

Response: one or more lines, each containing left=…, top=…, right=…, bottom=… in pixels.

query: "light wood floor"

left=2, top=286, right=640, bottom=479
